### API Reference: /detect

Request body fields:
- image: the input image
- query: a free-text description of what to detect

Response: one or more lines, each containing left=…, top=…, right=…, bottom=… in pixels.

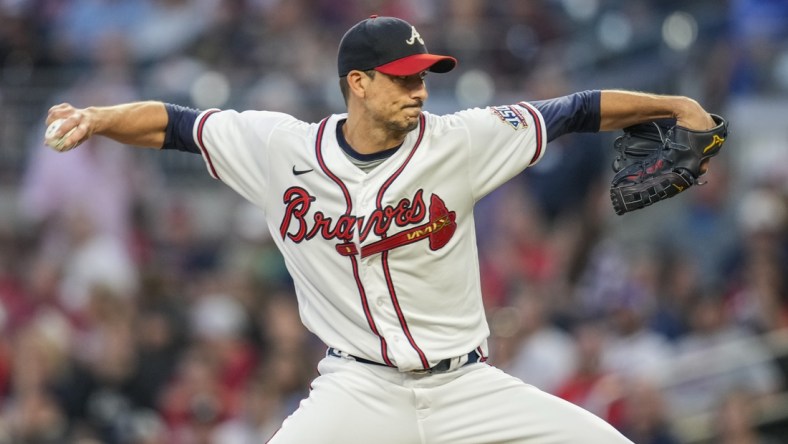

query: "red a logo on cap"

left=406, top=26, right=424, bottom=45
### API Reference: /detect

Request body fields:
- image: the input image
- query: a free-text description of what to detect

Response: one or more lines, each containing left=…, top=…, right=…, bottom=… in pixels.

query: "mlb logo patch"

left=490, top=105, right=528, bottom=130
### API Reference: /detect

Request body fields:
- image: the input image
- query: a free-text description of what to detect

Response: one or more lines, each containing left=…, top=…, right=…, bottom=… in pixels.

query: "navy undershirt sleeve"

left=530, top=90, right=601, bottom=143
left=162, top=103, right=201, bottom=153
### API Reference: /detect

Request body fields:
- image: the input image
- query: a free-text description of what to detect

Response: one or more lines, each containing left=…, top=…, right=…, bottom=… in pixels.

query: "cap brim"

left=376, top=54, right=457, bottom=76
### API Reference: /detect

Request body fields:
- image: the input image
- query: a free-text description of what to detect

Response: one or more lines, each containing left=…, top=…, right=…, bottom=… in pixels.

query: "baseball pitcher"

left=44, top=15, right=726, bottom=444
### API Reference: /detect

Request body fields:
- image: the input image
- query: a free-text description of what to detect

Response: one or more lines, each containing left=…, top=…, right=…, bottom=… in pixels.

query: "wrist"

left=84, top=106, right=108, bottom=137
left=674, top=98, right=712, bottom=131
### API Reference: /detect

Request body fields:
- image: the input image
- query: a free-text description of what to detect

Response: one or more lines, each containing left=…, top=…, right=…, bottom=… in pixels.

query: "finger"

left=678, top=114, right=714, bottom=132
left=703, top=113, right=714, bottom=130
left=46, top=103, right=74, bottom=126
left=51, top=112, right=84, bottom=139
left=64, top=122, right=90, bottom=149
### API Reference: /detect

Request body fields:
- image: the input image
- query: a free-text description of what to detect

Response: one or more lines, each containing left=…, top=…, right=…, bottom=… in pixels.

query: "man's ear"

left=346, top=70, right=370, bottom=99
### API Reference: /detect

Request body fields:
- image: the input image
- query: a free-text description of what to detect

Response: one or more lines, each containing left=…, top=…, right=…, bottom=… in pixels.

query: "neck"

left=343, top=112, right=411, bottom=155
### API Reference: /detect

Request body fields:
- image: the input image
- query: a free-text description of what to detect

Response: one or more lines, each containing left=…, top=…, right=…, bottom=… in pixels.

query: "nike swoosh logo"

left=292, top=166, right=314, bottom=176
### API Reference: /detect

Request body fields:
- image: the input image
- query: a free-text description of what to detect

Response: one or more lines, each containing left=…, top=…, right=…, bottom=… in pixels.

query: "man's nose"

left=411, top=81, right=428, bottom=102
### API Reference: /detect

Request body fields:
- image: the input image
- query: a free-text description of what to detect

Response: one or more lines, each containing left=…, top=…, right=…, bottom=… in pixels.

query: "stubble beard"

left=386, top=118, right=419, bottom=135
left=386, top=105, right=422, bottom=135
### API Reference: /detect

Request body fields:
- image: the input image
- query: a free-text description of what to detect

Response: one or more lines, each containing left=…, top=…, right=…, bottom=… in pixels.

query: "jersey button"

left=376, top=297, right=385, bottom=307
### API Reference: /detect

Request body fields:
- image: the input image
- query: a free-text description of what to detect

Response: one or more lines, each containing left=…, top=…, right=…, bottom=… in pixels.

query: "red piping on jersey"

left=315, top=117, right=393, bottom=366
left=375, top=113, right=431, bottom=370
left=316, top=119, right=352, bottom=214
left=196, top=110, right=221, bottom=180
left=349, top=254, right=394, bottom=364
left=476, top=346, right=488, bottom=362
left=376, top=114, right=426, bottom=207
left=517, top=101, right=545, bottom=165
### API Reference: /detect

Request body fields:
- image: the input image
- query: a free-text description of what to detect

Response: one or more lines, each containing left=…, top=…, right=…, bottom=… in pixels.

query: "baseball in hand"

left=45, top=118, right=77, bottom=152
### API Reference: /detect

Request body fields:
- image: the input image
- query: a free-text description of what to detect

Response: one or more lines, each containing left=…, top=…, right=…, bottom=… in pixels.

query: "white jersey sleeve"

left=449, top=102, right=547, bottom=201
left=192, top=109, right=305, bottom=207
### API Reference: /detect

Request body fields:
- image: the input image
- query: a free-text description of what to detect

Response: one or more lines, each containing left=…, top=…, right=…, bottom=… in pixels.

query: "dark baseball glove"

left=609, top=114, right=728, bottom=215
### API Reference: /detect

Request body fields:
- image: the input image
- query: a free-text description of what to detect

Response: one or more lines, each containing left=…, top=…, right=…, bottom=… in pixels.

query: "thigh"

left=423, top=364, right=633, bottom=444
left=267, top=357, right=421, bottom=444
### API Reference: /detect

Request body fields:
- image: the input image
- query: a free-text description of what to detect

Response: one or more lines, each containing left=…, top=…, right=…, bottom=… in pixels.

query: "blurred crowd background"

left=1, top=0, right=788, bottom=443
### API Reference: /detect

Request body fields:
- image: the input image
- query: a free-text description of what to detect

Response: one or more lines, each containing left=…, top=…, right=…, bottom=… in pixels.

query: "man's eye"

left=397, top=73, right=426, bottom=82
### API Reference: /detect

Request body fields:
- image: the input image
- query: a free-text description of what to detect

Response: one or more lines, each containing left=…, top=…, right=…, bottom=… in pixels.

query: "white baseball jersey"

left=192, top=104, right=546, bottom=372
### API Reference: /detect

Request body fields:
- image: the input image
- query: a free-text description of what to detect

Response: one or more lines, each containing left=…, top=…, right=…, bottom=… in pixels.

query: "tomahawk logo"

left=405, top=26, right=424, bottom=45
left=336, top=194, right=457, bottom=258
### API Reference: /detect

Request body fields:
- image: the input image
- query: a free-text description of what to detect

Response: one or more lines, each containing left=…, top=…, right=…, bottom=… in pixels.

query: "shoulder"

left=203, top=109, right=320, bottom=135
left=422, top=108, right=492, bottom=133
left=429, top=104, right=537, bottom=129
left=214, top=109, right=306, bottom=126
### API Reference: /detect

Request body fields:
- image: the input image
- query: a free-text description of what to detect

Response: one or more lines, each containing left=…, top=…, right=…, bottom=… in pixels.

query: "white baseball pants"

left=266, top=355, right=634, bottom=444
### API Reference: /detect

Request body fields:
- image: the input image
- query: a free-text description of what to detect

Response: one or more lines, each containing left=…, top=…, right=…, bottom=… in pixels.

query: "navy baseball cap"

left=337, top=16, right=457, bottom=77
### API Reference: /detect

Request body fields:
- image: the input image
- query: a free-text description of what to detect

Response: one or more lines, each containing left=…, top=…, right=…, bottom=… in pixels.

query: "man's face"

left=363, top=71, right=429, bottom=133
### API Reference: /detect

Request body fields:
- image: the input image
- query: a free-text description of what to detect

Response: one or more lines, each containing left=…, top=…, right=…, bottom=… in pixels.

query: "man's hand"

left=674, top=100, right=718, bottom=176
left=674, top=98, right=715, bottom=132
left=45, top=103, right=93, bottom=152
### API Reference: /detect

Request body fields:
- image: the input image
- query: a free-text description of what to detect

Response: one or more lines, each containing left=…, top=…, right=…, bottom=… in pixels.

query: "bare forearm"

left=87, top=101, right=168, bottom=148
left=599, top=90, right=714, bottom=132
left=46, top=101, right=169, bottom=150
